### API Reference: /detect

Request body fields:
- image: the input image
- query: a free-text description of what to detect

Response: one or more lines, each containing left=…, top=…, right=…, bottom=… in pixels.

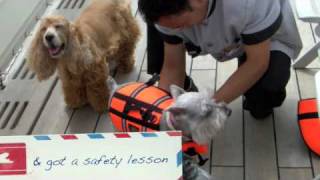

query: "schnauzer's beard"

left=162, top=85, right=231, bottom=145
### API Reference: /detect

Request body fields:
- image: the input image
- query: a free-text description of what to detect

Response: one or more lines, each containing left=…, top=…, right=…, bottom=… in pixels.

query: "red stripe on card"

left=0, top=169, right=26, bottom=175
left=167, top=131, right=182, bottom=136
left=61, top=135, right=78, bottom=140
left=0, top=143, right=25, bottom=148
left=114, top=133, right=131, bottom=138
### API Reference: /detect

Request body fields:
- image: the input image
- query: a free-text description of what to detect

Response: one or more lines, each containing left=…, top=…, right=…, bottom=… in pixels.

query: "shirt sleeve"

left=241, top=0, right=282, bottom=45
left=155, top=25, right=183, bottom=44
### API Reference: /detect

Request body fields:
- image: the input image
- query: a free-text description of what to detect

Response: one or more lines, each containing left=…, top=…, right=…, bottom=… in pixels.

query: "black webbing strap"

left=114, top=92, right=164, bottom=113
left=298, top=112, right=319, bottom=121
left=109, top=107, right=160, bottom=130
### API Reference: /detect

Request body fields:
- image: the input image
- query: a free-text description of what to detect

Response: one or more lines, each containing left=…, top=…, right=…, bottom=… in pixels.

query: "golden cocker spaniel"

left=27, top=0, right=140, bottom=113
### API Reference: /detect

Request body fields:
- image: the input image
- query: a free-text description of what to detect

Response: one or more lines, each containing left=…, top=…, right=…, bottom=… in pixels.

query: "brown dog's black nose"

left=45, top=34, right=54, bottom=42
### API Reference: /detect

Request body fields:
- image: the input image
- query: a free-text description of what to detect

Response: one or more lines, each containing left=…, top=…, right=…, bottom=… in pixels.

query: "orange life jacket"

left=298, top=98, right=320, bottom=156
left=109, top=82, right=173, bottom=132
left=108, top=81, right=208, bottom=157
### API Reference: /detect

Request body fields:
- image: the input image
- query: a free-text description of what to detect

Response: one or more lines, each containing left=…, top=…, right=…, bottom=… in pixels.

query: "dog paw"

left=65, top=99, right=87, bottom=109
left=92, top=104, right=107, bottom=114
left=66, top=103, right=86, bottom=110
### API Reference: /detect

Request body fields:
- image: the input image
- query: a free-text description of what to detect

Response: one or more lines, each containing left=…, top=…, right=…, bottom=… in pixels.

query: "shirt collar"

left=202, top=0, right=216, bottom=25
left=206, top=0, right=216, bottom=18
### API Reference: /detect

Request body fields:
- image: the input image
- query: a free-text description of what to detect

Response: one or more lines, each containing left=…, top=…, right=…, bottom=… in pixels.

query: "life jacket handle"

left=145, top=74, right=160, bottom=86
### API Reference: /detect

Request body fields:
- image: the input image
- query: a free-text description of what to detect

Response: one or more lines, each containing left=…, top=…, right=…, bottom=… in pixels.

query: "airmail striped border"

left=33, top=131, right=182, bottom=179
left=33, top=131, right=182, bottom=141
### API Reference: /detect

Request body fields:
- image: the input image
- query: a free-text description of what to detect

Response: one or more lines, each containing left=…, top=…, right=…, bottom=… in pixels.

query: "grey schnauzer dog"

left=107, top=77, right=231, bottom=180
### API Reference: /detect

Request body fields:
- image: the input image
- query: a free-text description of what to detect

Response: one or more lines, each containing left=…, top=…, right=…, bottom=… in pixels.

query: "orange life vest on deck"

left=298, top=98, right=320, bottom=156
left=108, top=80, right=208, bottom=157
left=109, top=82, right=173, bottom=132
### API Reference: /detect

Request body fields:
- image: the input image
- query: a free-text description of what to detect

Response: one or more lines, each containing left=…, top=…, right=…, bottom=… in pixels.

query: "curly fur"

left=27, top=0, right=140, bottom=113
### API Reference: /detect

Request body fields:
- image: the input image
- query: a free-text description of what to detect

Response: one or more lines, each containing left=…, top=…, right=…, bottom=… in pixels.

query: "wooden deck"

left=0, top=0, right=320, bottom=179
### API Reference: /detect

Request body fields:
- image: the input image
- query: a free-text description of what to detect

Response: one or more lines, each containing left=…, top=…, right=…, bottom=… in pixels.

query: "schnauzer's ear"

left=167, top=107, right=186, bottom=116
left=169, top=85, right=185, bottom=99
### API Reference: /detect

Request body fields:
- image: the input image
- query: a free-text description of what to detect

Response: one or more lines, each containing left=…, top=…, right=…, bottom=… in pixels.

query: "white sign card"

left=0, top=131, right=182, bottom=180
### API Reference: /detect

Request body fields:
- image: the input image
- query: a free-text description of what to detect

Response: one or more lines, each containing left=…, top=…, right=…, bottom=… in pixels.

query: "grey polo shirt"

left=156, top=0, right=303, bottom=61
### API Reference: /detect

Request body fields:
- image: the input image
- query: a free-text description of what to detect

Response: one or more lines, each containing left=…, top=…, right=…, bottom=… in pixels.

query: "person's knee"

left=259, top=51, right=291, bottom=92
left=268, top=89, right=286, bottom=107
left=244, top=87, right=286, bottom=109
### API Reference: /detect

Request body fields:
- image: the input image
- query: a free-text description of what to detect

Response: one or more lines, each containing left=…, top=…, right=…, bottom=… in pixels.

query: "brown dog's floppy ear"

left=27, top=24, right=57, bottom=81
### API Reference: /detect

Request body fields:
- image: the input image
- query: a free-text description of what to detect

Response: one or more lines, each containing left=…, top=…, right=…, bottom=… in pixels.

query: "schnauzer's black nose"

left=45, top=34, right=54, bottom=42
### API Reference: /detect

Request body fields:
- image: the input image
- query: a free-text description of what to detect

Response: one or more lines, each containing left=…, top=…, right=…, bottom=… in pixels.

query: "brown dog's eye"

left=40, top=27, right=46, bottom=31
left=55, top=24, right=63, bottom=29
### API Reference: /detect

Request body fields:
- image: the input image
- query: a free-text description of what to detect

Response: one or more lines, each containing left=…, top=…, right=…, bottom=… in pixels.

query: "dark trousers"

left=147, top=23, right=164, bottom=75
left=146, top=24, right=291, bottom=109
left=238, top=51, right=291, bottom=110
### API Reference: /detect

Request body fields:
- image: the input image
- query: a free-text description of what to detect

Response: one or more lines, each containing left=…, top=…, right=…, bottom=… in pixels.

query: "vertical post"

left=0, top=71, right=5, bottom=90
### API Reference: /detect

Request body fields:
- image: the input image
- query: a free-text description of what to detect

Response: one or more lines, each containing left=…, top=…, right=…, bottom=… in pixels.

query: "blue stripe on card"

left=177, top=150, right=182, bottom=167
left=87, top=133, right=105, bottom=139
left=141, top=132, right=158, bottom=137
left=34, top=135, right=51, bottom=141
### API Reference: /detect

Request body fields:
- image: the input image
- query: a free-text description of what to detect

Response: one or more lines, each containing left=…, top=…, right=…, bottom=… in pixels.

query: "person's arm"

left=213, top=39, right=270, bottom=103
left=158, top=42, right=186, bottom=91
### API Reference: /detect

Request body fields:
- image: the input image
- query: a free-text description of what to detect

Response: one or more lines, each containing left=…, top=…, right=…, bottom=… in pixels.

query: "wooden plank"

left=32, top=81, right=73, bottom=134
left=0, top=65, right=57, bottom=135
left=190, top=70, right=215, bottom=90
left=0, top=0, right=47, bottom=71
left=65, top=106, right=99, bottom=134
left=289, top=0, right=320, bottom=68
left=13, top=77, right=57, bottom=135
left=211, top=167, right=243, bottom=180
left=6, top=101, right=28, bottom=130
left=296, top=69, right=318, bottom=99
left=141, top=57, right=148, bottom=72
left=192, top=54, right=216, bottom=70
left=279, top=168, right=313, bottom=180
left=274, top=69, right=311, bottom=167
left=312, top=154, right=320, bottom=176
left=312, top=24, right=320, bottom=42
left=0, top=129, right=18, bottom=136
left=310, top=30, right=320, bottom=174
left=245, top=112, right=278, bottom=180
left=212, top=60, right=243, bottom=166
left=94, top=112, right=115, bottom=133
left=0, top=102, right=16, bottom=129
left=0, top=80, right=36, bottom=102
left=141, top=53, right=193, bottom=75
